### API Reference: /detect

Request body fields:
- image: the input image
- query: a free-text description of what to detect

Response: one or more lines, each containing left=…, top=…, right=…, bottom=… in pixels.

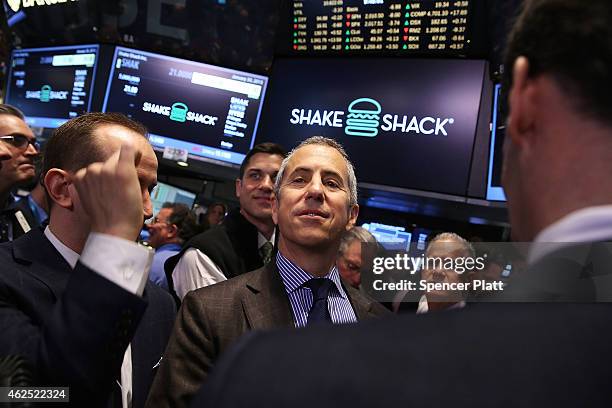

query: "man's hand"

left=72, top=142, right=144, bottom=241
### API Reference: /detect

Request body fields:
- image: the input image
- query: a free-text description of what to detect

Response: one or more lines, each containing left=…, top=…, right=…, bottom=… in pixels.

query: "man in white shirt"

left=0, top=113, right=175, bottom=407
left=168, top=142, right=286, bottom=300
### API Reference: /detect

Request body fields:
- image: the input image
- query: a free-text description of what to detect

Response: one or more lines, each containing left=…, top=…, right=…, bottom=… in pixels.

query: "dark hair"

left=207, top=202, right=227, bottom=213
left=238, top=142, right=286, bottom=180
left=0, top=104, right=25, bottom=120
left=42, top=112, right=148, bottom=177
left=503, top=0, right=612, bottom=127
left=161, top=202, right=203, bottom=244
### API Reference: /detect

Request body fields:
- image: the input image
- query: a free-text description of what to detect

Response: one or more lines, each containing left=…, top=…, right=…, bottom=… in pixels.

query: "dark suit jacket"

left=146, top=259, right=389, bottom=408
left=191, top=244, right=612, bottom=408
left=0, top=196, right=41, bottom=242
left=0, top=228, right=176, bottom=407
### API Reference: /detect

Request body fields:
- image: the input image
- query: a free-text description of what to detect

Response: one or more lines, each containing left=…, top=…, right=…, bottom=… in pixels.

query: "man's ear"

left=235, top=178, right=242, bottom=199
left=346, top=204, right=359, bottom=230
left=44, top=169, right=74, bottom=210
left=507, top=56, right=537, bottom=148
left=167, top=223, right=178, bottom=239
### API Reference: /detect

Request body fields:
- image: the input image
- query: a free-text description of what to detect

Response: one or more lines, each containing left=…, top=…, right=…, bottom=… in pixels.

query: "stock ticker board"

left=291, top=1, right=471, bottom=54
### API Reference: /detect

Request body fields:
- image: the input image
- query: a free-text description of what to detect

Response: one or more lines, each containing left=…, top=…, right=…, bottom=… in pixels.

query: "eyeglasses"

left=152, top=216, right=172, bottom=226
left=0, top=135, right=40, bottom=152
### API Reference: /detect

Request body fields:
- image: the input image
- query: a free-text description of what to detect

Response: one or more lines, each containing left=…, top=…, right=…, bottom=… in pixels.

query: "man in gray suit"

left=146, top=136, right=388, bottom=407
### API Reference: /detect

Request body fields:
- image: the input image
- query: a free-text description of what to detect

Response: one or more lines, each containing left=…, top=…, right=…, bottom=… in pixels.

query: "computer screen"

left=102, top=46, right=269, bottom=167
left=486, top=84, right=506, bottom=201
left=362, top=222, right=412, bottom=251
left=150, top=182, right=197, bottom=219
left=259, top=57, right=486, bottom=197
left=4, top=44, right=99, bottom=128
left=287, top=0, right=473, bottom=55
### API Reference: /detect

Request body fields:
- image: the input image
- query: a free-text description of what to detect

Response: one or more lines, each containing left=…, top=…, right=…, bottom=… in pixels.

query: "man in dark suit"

left=147, top=136, right=389, bottom=407
left=0, top=113, right=175, bottom=407
left=190, top=1, right=612, bottom=407
left=0, top=104, right=40, bottom=242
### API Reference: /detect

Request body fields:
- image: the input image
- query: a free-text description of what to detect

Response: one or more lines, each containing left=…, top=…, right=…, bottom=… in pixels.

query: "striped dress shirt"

left=276, top=251, right=358, bottom=328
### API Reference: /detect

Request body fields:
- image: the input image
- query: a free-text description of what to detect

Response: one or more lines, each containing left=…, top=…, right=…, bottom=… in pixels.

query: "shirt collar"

left=257, top=230, right=275, bottom=249
left=44, top=225, right=79, bottom=269
left=157, top=242, right=182, bottom=252
left=529, top=205, right=612, bottom=263
left=276, top=251, right=346, bottom=298
left=27, top=195, right=48, bottom=224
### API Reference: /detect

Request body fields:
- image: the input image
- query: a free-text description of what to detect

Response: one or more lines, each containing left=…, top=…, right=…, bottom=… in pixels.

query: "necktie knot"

left=259, top=241, right=274, bottom=265
left=305, top=278, right=334, bottom=303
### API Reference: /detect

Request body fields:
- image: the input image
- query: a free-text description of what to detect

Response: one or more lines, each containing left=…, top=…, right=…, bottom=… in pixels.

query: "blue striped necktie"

left=305, top=278, right=333, bottom=325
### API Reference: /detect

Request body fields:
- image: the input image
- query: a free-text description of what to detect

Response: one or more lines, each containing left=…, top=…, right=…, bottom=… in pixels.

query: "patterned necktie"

left=259, top=241, right=274, bottom=265
left=304, top=278, right=334, bottom=325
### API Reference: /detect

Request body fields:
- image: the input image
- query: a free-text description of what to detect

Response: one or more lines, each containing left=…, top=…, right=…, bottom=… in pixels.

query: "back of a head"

left=503, top=0, right=612, bottom=127
left=42, top=112, right=148, bottom=177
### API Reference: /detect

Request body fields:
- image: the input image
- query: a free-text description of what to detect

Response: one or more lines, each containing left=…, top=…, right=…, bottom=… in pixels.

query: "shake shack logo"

left=290, top=96, right=456, bottom=138
left=5, top=0, right=78, bottom=13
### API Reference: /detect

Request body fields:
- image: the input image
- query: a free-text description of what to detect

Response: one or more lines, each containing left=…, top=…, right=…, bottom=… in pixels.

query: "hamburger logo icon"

left=344, top=97, right=382, bottom=137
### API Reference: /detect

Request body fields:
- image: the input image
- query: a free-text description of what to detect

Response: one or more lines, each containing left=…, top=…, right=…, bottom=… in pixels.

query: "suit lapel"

left=131, top=283, right=155, bottom=408
left=344, top=284, right=375, bottom=320
left=241, top=262, right=294, bottom=330
left=12, top=227, right=72, bottom=300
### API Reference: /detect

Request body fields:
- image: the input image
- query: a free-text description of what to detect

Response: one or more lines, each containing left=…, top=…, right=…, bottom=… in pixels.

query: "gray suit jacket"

left=145, top=259, right=389, bottom=408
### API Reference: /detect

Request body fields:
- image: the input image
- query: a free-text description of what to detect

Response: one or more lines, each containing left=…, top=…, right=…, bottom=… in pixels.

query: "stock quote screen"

left=291, top=0, right=471, bottom=54
left=102, top=47, right=268, bottom=166
left=4, top=45, right=99, bottom=128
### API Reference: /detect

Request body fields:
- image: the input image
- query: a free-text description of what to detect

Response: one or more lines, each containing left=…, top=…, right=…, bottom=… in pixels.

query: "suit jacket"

left=0, top=228, right=176, bottom=407
left=192, top=244, right=612, bottom=408
left=146, top=259, right=389, bottom=408
left=0, top=196, right=41, bottom=243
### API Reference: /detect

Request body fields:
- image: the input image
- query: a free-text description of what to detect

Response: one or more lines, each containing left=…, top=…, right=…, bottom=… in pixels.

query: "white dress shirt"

left=44, top=226, right=153, bottom=408
left=529, top=205, right=612, bottom=264
left=173, top=231, right=275, bottom=300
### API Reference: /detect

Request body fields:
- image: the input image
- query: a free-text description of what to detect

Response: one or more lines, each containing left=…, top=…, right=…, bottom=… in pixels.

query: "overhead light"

left=177, top=161, right=188, bottom=167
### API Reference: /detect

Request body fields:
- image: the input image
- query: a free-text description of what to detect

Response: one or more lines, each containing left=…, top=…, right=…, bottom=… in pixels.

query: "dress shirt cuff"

left=80, top=232, right=154, bottom=297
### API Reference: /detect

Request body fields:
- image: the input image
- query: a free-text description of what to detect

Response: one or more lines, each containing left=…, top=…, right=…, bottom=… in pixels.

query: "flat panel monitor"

left=259, top=57, right=486, bottom=197
left=362, top=222, right=412, bottom=251
left=4, top=44, right=99, bottom=128
left=486, top=84, right=506, bottom=201
left=288, top=0, right=473, bottom=55
left=150, top=182, right=197, bottom=219
left=102, top=46, right=269, bottom=167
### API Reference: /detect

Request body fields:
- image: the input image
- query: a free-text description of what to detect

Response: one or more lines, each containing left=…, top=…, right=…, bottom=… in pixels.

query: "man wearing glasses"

left=0, top=104, right=42, bottom=242
left=146, top=202, right=201, bottom=290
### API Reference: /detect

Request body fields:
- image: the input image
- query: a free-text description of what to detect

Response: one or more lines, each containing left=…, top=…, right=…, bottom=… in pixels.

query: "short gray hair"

left=339, top=226, right=377, bottom=255
left=274, top=136, right=358, bottom=207
left=426, top=232, right=475, bottom=258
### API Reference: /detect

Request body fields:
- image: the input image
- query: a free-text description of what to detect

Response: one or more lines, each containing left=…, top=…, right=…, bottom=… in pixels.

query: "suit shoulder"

left=145, top=282, right=177, bottom=313
left=184, top=267, right=264, bottom=303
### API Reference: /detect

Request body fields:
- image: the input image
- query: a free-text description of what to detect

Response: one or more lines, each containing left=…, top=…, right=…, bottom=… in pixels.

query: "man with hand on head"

left=0, top=113, right=175, bottom=407
left=147, top=136, right=388, bottom=408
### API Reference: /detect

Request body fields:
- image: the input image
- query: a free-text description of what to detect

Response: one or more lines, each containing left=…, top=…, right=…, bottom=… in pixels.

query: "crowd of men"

left=1, top=0, right=610, bottom=407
